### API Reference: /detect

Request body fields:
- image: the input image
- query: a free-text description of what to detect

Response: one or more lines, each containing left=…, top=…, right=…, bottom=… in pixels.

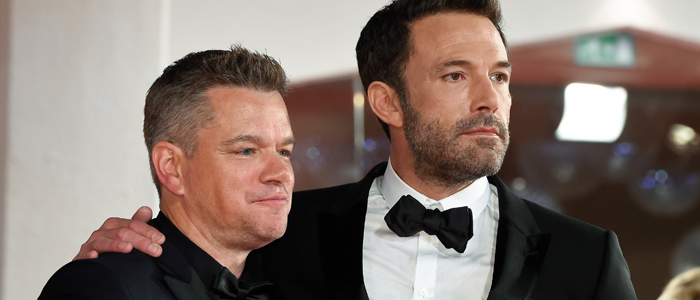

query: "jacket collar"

left=486, top=175, right=550, bottom=300
left=149, top=213, right=212, bottom=300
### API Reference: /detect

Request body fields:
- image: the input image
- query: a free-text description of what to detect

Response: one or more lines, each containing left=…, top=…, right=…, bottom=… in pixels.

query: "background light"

left=556, top=83, right=627, bottom=143
left=668, top=124, right=700, bottom=157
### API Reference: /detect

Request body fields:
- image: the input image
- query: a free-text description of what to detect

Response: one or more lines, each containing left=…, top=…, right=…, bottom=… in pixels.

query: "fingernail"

left=153, top=233, right=164, bottom=242
left=149, top=244, right=159, bottom=254
left=118, top=242, right=127, bottom=250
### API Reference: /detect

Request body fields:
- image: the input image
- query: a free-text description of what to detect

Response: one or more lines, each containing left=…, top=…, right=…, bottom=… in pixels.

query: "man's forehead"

left=205, top=87, right=288, bottom=117
left=205, top=86, right=279, bottom=103
left=413, top=13, right=501, bottom=41
left=407, top=13, right=507, bottom=63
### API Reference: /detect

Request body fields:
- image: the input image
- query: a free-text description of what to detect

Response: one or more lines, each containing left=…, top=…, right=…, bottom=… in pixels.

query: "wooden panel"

left=509, top=27, right=700, bottom=91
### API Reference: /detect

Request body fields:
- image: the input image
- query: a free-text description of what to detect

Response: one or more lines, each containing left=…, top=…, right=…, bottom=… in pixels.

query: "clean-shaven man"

left=40, top=46, right=294, bottom=299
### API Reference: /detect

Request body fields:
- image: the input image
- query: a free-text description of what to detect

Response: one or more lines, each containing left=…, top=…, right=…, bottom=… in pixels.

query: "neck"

left=389, top=147, right=474, bottom=201
left=160, top=196, right=249, bottom=277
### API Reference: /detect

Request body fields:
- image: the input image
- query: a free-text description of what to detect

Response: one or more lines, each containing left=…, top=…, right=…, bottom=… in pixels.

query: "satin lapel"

left=486, top=176, right=551, bottom=300
left=149, top=219, right=212, bottom=300
left=318, top=162, right=387, bottom=300
left=163, top=270, right=211, bottom=300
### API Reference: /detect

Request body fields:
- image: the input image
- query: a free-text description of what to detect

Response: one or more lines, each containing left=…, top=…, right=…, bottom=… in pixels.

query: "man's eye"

left=240, top=149, right=253, bottom=155
left=278, top=150, right=292, bottom=157
left=446, top=73, right=462, bottom=81
left=491, top=74, right=507, bottom=83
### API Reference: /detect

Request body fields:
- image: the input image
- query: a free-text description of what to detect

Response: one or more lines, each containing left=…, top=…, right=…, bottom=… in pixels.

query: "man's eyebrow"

left=220, top=135, right=296, bottom=147
left=282, top=136, right=296, bottom=147
left=495, top=60, right=512, bottom=70
left=437, top=60, right=472, bottom=72
left=436, top=59, right=512, bottom=72
left=220, top=135, right=262, bottom=147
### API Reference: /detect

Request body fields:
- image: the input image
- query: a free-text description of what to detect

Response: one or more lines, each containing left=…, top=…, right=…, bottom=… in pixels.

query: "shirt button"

left=419, top=289, right=427, bottom=296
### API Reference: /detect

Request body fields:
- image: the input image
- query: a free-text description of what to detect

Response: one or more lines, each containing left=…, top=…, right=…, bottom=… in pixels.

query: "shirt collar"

left=381, top=158, right=491, bottom=218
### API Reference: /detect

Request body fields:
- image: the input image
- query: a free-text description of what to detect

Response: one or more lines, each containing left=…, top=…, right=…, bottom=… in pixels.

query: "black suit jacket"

left=39, top=216, right=211, bottom=300
left=260, top=162, right=637, bottom=299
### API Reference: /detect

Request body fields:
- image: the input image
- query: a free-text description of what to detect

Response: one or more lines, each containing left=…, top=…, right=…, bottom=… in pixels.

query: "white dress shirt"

left=362, top=159, right=500, bottom=300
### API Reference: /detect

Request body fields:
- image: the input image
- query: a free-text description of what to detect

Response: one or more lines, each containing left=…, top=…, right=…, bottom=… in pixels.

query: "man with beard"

left=72, top=0, right=637, bottom=299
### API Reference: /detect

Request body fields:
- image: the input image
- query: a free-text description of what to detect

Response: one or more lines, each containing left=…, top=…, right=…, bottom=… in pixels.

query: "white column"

left=2, top=1, right=165, bottom=298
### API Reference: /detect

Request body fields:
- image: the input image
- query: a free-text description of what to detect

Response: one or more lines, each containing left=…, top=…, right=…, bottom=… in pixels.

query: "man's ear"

left=152, top=141, right=186, bottom=196
left=367, top=81, right=404, bottom=128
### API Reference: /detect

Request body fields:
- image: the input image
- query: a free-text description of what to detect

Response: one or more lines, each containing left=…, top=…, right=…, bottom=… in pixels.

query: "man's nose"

left=260, top=154, right=294, bottom=186
left=469, top=74, right=501, bottom=113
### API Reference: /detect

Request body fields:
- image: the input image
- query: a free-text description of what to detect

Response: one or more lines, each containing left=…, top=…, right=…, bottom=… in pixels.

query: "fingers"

left=101, top=217, right=165, bottom=255
left=74, top=226, right=163, bottom=260
left=74, top=236, right=133, bottom=261
left=116, top=225, right=164, bottom=257
left=126, top=215, right=166, bottom=245
left=101, top=213, right=165, bottom=245
left=73, top=207, right=165, bottom=261
left=131, top=206, right=153, bottom=223
left=73, top=249, right=98, bottom=261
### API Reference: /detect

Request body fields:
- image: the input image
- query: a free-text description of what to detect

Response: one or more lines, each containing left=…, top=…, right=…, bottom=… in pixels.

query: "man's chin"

left=448, top=150, right=505, bottom=180
left=259, top=220, right=288, bottom=240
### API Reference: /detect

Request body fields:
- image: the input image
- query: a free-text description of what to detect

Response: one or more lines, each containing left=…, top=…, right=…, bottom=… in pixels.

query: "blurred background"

left=1, top=1, right=699, bottom=299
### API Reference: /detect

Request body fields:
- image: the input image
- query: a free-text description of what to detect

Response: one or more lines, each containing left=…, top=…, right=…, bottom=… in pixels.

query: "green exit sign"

left=574, top=32, right=636, bottom=68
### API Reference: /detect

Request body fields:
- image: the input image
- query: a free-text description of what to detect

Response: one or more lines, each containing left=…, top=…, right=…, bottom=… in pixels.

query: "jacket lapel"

left=163, top=271, right=210, bottom=300
left=318, top=162, right=388, bottom=300
left=313, top=164, right=549, bottom=300
left=149, top=218, right=212, bottom=300
left=486, top=176, right=550, bottom=300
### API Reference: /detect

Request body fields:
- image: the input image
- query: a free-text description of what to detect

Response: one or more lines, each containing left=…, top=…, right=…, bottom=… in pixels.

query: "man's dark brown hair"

left=355, top=0, right=506, bottom=139
left=143, top=45, right=288, bottom=194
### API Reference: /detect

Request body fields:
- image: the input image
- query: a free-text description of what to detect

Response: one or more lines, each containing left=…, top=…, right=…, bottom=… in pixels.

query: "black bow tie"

left=211, top=267, right=273, bottom=300
left=384, top=195, right=474, bottom=253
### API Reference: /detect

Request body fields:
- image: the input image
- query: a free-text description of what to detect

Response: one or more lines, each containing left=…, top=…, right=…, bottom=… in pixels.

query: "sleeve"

left=38, top=260, right=133, bottom=300
left=593, top=230, right=638, bottom=300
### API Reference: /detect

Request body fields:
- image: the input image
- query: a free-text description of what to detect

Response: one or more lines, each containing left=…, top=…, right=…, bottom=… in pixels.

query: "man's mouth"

left=462, top=126, right=500, bottom=137
left=252, top=194, right=289, bottom=208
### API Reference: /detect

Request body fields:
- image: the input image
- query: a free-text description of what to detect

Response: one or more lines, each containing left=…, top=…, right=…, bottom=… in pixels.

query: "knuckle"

left=127, top=220, right=140, bottom=231
left=102, top=217, right=120, bottom=228
left=114, top=228, right=130, bottom=240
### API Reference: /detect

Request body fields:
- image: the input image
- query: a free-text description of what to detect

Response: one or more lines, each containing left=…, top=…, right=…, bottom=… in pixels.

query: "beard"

left=403, top=101, right=510, bottom=189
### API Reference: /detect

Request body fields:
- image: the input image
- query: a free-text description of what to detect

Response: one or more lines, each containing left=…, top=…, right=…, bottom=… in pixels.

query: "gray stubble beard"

left=403, top=103, right=510, bottom=190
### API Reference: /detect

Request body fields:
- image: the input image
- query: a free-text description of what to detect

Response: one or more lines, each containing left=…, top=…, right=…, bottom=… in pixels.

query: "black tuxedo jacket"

left=260, top=162, right=637, bottom=299
left=39, top=217, right=212, bottom=300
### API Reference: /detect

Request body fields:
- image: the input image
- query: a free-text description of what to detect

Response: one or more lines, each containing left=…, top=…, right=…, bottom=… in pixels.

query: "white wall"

left=166, top=0, right=700, bottom=82
left=167, top=0, right=390, bottom=82
left=3, top=0, right=700, bottom=299
left=2, top=1, right=162, bottom=299
left=501, top=0, right=700, bottom=45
